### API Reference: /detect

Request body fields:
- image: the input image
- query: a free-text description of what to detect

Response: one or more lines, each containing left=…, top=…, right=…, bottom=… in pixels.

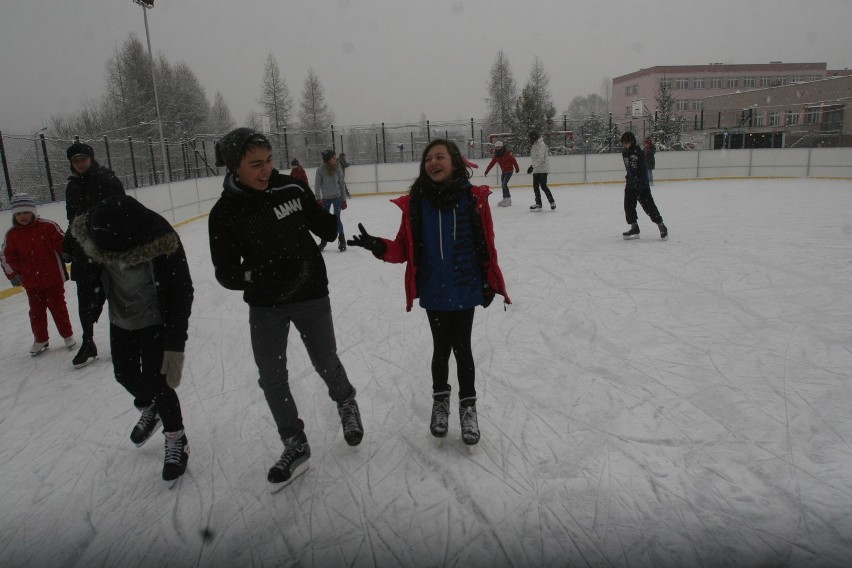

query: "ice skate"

left=622, top=223, right=640, bottom=240
left=72, top=338, right=98, bottom=368
left=337, top=235, right=347, bottom=252
left=63, top=336, right=77, bottom=350
left=268, top=432, right=311, bottom=492
left=529, top=203, right=542, bottom=211
left=459, top=400, right=480, bottom=446
left=550, top=201, right=556, bottom=211
left=30, top=341, right=49, bottom=356
left=430, top=394, right=450, bottom=438
left=337, top=390, right=363, bottom=446
left=162, top=430, right=189, bottom=483
left=130, top=402, right=162, bottom=447
left=658, top=222, right=668, bottom=240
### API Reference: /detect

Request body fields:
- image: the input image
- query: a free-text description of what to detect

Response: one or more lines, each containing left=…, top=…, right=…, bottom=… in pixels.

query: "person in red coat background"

left=483, top=140, right=520, bottom=207
left=1, top=193, right=75, bottom=355
left=290, top=158, right=310, bottom=187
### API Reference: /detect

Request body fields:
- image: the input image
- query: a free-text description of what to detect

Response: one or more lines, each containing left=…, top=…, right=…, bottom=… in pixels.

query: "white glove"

left=161, top=351, right=185, bottom=389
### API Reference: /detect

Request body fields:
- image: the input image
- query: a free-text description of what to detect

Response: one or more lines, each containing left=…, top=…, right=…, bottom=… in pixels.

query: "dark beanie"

left=215, top=128, right=271, bottom=173
left=321, top=149, right=335, bottom=162
left=67, top=142, right=95, bottom=162
left=86, top=195, right=172, bottom=252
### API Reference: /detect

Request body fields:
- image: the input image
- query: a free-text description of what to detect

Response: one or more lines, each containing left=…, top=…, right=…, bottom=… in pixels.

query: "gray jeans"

left=249, top=296, right=353, bottom=441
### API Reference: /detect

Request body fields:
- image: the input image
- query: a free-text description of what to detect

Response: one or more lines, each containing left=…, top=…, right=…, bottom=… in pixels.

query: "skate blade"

left=30, top=346, right=50, bottom=357
left=166, top=475, right=184, bottom=490
left=622, top=234, right=640, bottom=240
left=268, top=462, right=309, bottom=494
left=73, top=356, right=99, bottom=369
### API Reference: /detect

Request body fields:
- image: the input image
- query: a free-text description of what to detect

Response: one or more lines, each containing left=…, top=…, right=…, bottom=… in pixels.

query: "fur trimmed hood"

left=71, top=195, right=179, bottom=268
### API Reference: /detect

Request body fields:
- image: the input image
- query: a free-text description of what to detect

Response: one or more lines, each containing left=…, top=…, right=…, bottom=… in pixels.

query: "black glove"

left=527, top=165, right=534, bottom=174
left=482, top=283, right=495, bottom=308
left=347, top=223, right=387, bottom=256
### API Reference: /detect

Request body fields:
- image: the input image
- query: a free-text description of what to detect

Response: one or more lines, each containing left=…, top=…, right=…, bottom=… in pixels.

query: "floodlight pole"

left=135, top=0, right=170, bottom=183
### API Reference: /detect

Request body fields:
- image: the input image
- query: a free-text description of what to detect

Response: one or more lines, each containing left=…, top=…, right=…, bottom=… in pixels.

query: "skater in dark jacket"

left=63, top=142, right=126, bottom=368
left=621, top=131, right=667, bottom=240
left=348, top=139, right=510, bottom=446
left=72, top=194, right=194, bottom=483
left=208, top=128, right=363, bottom=492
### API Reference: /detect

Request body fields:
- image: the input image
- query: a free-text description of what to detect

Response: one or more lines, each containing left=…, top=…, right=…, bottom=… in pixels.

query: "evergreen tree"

left=513, top=57, right=555, bottom=153
left=565, top=94, right=608, bottom=121
left=297, top=68, right=334, bottom=148
left=485, top=50, right=517, bottom=136
left=653, top=78, right=683, bottom=147
left=258, top=53, right=293, bottom=132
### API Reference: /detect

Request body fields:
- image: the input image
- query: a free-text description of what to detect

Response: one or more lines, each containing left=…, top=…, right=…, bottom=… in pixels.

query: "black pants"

left=110, top=324, right=183, bottom=432
left=624, top=186, right=663, bottom=225
left=532, top=173, right=554, bottom=205
left=76, top=276, right=105, bottom=340
left=426, top=308, right=476, bottom=401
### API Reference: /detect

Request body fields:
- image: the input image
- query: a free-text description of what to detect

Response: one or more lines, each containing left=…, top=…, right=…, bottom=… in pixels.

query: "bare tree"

left=245, top=111, right=264, bottom=131
left=485, top=50, right=518, bottom=136
left=297, top=68, right=334, bottom=148
left=257, top=53, right=293, bottom=132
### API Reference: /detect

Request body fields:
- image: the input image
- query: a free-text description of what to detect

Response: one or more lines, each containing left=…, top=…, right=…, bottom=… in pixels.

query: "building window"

left=769, top=111, right=780, bottom=126
left=755, top=112, right=765, bottom=127
left=786, top=110, right=799, bottom=126
left=809, top=74, right=821, bottom=82
left=692, top=100, right=704, bottom=111
left=693, top=77, right=704, bottom=89
left=726, top=77, right=738, bottom=88
left=676, top=99, right=690, bottom=111
left=760, top=76, right=772, bottom=88
left=675, top=78, right=689, bottom=90
left=775, top=76, right=789, bottom=86
left=804, top=107, right=819, bottom=125
left=624, top=85, right=638, bottom=96
left=790, top=75, right=803, bottom=83
left=743, top=76, right=755, bottom=88
left=710, top=77, right=723, bottom=89
left=625, top=106, right=631, bottom=117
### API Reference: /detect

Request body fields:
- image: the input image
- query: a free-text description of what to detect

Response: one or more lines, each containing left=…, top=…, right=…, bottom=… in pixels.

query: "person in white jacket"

left=527, top=131, right=556, bottom=210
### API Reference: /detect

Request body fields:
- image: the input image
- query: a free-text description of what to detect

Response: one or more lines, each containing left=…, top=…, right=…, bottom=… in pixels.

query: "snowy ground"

left=1, top=178, right=851, bottom=567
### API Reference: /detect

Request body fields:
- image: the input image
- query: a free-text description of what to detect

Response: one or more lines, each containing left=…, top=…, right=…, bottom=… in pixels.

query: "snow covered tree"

left=513, top=57, right=555, bottom=153
left=208, top=91, right=234, bottom=134
left=485, top=50, right=518, bottom=136
left=653, top=78, right=683, bottom=147
left=297, top=68, right=334, bottom=148
left=257, top=53, right=293, bottom=133
left=564, top=94, right=608, bottom=121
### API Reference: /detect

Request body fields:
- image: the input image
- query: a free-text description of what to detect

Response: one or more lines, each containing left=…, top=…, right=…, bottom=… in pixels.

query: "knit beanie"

left=86, top=195, right=172, bottom=252
left=66, top=142, right=95, bottom=162
left=215, top=128, right=271, bottom=173
left=321, top=149, right=335, bottom=162
left=10, top=193, right=37, bottom=216
left=494, top=141, right=503, bottom=148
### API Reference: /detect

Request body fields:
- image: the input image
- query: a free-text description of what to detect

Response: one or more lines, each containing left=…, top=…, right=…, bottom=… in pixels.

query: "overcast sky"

left=1, top=0, right=851, bottom=135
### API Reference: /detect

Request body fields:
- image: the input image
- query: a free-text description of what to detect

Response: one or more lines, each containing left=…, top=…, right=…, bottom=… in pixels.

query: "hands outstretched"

left=347, top=223, right=386, bottom=256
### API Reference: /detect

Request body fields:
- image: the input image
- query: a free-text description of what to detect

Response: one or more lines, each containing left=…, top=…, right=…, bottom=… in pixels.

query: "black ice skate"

left=72, top=338, right=98, bottom=368
left=338, top=235, right=347, bottom=252
left=162, top=430, right=190, bottom=483
left=622, top=223, right=640, bottom=240
left=337, top=390, right=363, bottom=446
left=268, top=432, right=311, bottom=492
left=430, top=394, right=450, bottom=438
left=658, top=222, right=668, bottom=240
left=130, top=402, right=162, bottom=447
left=550, top=202, right=556, bottom=210
left=529, top=203, right=543, bottom=211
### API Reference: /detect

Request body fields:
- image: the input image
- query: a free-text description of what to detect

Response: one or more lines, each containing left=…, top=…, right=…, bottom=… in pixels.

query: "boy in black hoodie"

left=207, top=128, right=363, bottom=492
left=620, top=131, right=667, bottom=240
left=72, top=195, right=193, bottom=483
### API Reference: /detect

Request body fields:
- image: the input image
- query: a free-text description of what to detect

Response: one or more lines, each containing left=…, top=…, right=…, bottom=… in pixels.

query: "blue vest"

left=417, top=191, right=484, bottom=311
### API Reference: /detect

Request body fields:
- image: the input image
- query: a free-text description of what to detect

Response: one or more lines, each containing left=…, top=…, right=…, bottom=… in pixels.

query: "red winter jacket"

left=483, top=152, right=520, bottom=176
left=2, top=217, right=67, bottom=289
left=378, top=185, right=511, bottom=312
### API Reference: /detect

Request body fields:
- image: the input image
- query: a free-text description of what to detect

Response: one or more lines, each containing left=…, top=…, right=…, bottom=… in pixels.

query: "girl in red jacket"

left=1, top=193, right=75, bottom=355
left=348, top=139, right=510, bottom=446
left=483, top=141, right=520, bottom=207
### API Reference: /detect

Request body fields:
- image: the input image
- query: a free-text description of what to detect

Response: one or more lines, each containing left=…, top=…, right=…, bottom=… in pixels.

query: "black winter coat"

left=622, top=145, right=651, bottom=192
left=63, top=161, right=126, bottom=280
left=71, top=195, right=193, bottom=352
left=208, top=170, right=338, bottom=307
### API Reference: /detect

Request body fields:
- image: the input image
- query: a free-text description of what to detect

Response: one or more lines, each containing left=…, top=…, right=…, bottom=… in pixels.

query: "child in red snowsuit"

left=1, top=193, right=75, bottom=355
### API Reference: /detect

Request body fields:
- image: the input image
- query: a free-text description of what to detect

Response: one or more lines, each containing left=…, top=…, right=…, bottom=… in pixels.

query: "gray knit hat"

left=215, top=128, right=271, bottom=173
left=10, top=193, right=37, bottom=216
